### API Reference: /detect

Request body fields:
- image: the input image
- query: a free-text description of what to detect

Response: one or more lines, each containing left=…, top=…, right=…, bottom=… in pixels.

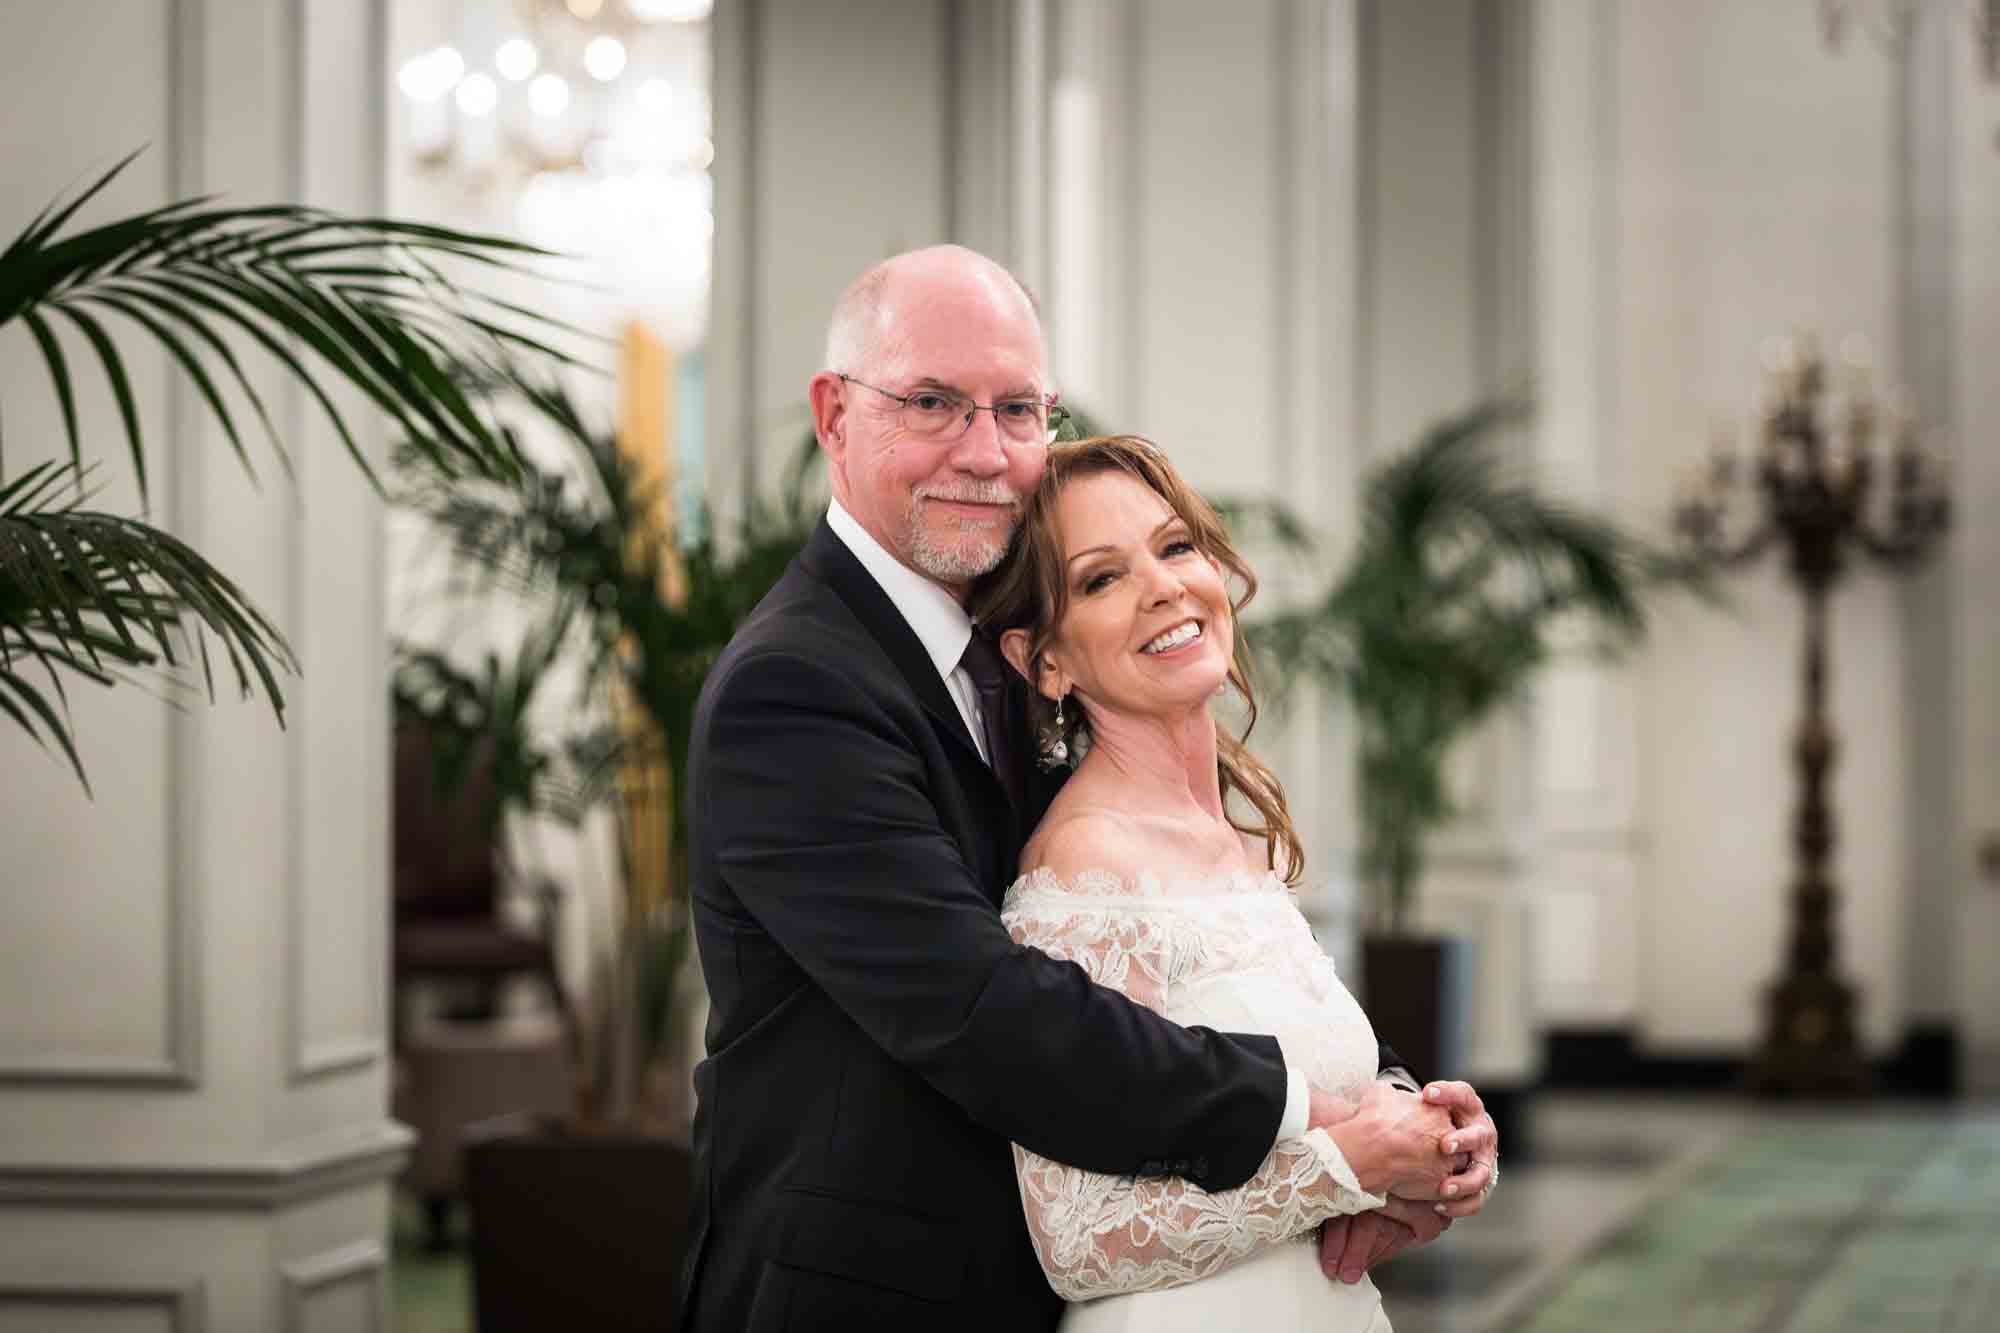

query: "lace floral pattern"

left=1003, top=868, right=1388, bottom=1302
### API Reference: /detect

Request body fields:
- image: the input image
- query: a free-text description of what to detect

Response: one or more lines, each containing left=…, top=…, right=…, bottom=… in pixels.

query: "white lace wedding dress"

left=1002, top=866, right=1395, bottom=1333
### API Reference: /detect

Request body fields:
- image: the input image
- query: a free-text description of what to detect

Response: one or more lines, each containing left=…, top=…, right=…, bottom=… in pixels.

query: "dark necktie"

left=958, top=631, right=1020, bottom=808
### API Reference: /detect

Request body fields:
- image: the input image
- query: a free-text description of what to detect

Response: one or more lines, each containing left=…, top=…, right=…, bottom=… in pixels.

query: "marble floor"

left=1375, top=1094, right=1759, bottom=1332
left=394, top=1092, right=2000, bottom=1332
left=1376, top=1093, right=2000, bottom=1333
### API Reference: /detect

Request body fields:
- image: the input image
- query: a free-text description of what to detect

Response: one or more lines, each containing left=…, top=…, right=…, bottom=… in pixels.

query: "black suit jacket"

left=677, top=520, right=1379, bottom=1331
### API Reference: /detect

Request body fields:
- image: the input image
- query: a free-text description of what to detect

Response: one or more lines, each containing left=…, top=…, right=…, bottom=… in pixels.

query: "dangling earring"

left=1038, top=693, right=1070, bottom=770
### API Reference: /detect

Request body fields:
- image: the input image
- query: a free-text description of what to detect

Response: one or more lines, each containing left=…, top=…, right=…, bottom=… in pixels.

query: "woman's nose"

left=1138, top=555, right=1184, bottom=605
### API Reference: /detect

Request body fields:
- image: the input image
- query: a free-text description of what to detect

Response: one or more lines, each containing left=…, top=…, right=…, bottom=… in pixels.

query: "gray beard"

left=905, top=498, right=1014, bottom=584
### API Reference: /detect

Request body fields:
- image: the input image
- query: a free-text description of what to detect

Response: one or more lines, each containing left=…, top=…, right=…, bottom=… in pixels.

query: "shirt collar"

left=826, top=498, right=973, bottom=683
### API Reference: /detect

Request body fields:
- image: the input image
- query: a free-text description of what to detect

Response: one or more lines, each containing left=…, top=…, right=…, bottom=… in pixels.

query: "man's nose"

left=948, top=410, right=1008, bottom=475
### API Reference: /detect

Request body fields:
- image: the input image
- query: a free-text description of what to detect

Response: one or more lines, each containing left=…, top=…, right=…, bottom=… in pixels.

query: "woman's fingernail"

left=1435, top=1203, right=1450, bottom=1215
left=1445, top=1182, right=1460, bottom=1197
left=1446, top=1138, right=1459, bottom=1153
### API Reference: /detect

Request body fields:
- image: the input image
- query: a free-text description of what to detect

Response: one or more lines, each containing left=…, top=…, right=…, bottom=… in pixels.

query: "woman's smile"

left=1140, top=618, right=1205, bottom=656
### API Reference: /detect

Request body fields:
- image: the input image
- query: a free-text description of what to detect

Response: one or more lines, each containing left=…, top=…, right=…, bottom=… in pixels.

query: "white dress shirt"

left=823, top=500, right=1315, bottom=1142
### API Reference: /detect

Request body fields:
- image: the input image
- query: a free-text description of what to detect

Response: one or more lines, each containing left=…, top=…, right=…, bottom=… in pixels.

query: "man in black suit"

left=678, top=245, right=1497, bottom=1331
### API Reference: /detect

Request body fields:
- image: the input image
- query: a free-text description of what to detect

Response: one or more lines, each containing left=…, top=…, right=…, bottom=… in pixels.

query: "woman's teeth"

left=1143, top=621, right=1202, bottom=654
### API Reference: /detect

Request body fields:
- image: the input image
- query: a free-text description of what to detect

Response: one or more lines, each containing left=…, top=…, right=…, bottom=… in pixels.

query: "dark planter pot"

left=1360, top=934, right=1537, bottom=1160
left=463, top=1112, right=693, bottom=1333
left=1360, top=934, right=1473, bottom=1086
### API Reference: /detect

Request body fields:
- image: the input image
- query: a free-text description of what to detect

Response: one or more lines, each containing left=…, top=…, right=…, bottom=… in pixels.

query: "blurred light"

left=567, top=0, right=604, bottom=17
left=431, top=46, right=466, bottom=87
left=456, top=72, right=498, bottom=116
left=397, top=45, right=465, bottom=103
left=495, top=37, right=538, bottom=82
left=629, top=0, right=713, bottom=20
left=635, top=77, right=674, bottom=115
left=584, top=35, right=628, bottom=81
left=529, top=73, right=571, bottom=117
left=694, top=137, right=714, bottom=168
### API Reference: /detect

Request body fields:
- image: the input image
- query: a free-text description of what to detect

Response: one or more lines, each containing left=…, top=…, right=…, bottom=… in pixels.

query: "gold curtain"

left=614, top=318, right=685, bottom=921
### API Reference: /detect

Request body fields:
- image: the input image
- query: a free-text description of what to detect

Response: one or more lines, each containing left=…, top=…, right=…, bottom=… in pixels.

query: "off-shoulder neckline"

left=1004, top=863, right=1291, bottom=907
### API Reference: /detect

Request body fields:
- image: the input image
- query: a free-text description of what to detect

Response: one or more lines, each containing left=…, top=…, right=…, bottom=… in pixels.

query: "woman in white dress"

left=968, top=436, right=1492, bottom=1331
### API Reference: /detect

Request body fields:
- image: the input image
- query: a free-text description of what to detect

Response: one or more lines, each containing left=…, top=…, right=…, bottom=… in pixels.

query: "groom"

left=677, top=245, right=1497, bottom=1331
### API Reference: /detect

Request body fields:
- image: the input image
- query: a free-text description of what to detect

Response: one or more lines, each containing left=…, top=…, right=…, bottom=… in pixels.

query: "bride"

left=970, top=436, right=1492, bottom=1331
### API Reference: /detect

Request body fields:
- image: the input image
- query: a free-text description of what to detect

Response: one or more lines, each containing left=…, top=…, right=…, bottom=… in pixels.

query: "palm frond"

left=2, top=151, right=595, bottom=509
left=0, top=461, right=295, bottom=787
left=392, top=358, right=820, bottom=889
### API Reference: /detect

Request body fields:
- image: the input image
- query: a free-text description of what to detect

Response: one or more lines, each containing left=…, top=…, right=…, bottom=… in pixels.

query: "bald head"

left=823, top=244, right=1043, bottom=376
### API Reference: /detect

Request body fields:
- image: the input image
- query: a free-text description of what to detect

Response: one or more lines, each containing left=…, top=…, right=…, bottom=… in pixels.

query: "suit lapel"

left=799, top=519, right=999, bottom=783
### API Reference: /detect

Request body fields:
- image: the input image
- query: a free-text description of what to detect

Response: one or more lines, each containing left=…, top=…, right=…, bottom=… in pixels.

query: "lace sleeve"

left=1004, top=890, right=1387, bottom=1301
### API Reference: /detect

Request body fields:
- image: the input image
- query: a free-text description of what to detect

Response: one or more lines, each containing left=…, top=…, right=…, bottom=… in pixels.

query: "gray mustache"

left=914, top=483, right=1020, bottom=506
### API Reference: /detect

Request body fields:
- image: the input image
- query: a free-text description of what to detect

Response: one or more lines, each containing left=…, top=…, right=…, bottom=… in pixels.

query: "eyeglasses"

left=837, top=373, right=1069, bottom=444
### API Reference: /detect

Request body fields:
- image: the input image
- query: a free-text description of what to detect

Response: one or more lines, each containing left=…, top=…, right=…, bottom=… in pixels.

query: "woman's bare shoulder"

left=1020, top=803, right=1149, bottom=884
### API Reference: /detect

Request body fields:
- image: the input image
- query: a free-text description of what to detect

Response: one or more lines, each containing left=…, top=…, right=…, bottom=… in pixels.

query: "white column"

left=1526, top=0, right=1646, bottom=1033
left=1947, top=15, right=2000, bottom=1091
left=0, top=3, right=405, bottom=1329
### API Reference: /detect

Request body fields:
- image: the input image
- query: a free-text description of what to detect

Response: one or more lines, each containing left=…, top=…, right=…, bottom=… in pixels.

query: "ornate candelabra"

left=1674, top=335, right=1951, bottom=1096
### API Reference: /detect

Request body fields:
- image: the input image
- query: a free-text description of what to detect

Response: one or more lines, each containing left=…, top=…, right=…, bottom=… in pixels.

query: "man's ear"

left=808, top=371, right=848, bottom=465
left=999, top=629, right=1066, bottom=700
left=998, top=629, right=1035, bottom=685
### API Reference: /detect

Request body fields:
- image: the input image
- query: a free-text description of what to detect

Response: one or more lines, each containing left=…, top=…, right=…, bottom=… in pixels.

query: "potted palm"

left=1, top=149, right=571, bottom=787
left=391, top=362, right=820, bottom=1333
left=1253, top=402, right=1683, bottom=1103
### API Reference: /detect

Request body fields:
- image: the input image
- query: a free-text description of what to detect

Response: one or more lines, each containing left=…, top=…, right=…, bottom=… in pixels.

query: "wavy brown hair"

left=968, top=435, right=1304, bottom=884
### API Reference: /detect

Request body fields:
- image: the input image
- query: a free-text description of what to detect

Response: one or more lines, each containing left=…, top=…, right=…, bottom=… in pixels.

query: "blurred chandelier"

left=398, top=0, right=713, bottom=183
left=396, top=0, right=716, bottom=340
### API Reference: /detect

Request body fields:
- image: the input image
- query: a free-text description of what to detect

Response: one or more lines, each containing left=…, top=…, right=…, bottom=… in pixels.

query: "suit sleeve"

left=697, top=649, right=1288, bottom=1191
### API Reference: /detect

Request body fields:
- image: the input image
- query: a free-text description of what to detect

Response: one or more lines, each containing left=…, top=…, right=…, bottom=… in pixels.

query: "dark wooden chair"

left=392, top=717, right=569, bottom=1050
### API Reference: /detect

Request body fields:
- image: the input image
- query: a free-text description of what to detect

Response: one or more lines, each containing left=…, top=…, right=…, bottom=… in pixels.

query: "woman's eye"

left=1082, top=570, right=1115, bottom=594
left=1163, top=537, right=1197, bottom=557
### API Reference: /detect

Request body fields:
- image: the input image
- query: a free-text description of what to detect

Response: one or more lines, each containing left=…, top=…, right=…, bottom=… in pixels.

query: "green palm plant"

left=1252, top=401, right=1687, bottom=933
left=394, top=361, right=823, bottom=1121
left=1, top=150, right=577, bottom=787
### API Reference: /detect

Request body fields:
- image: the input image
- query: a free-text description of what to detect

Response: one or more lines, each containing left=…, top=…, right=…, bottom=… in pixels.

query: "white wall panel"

left=288, top=0, right=389, bottom=1096
left=1948, top=12, right=2000, bottom=1088
left=0, top=1, right=190, bottom=1088
left=1614, top=0, right=1906, bottom=1053
left=1, top=1, right=403, bottom=1328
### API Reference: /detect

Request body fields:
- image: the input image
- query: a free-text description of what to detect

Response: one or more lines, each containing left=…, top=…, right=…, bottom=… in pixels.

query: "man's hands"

left=1318, top=1197, right=1450, bottom=1283
left=1311, top=1080, right=1459, bottom=1198
left=1314, top=1079, right=1503, bottom=1284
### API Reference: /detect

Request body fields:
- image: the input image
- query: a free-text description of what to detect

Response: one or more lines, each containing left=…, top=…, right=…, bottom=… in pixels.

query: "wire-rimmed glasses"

left=837, top=373, right=1069, bottom=444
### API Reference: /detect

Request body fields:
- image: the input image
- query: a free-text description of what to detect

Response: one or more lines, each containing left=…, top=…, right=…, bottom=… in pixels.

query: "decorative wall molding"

left=1114, top=0, right=1146, bottom=426
left=0, top=1278, right=205, bottom=1331
left=705, top=0, right=758, bottom=508
left=280, top=1240, right=388, bottom=1333
left=0, top=1122, right=410, bottom=1211
left=283, top=0, right=389, bottom=1088
left=0, top=0, right=204, bottom=1093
